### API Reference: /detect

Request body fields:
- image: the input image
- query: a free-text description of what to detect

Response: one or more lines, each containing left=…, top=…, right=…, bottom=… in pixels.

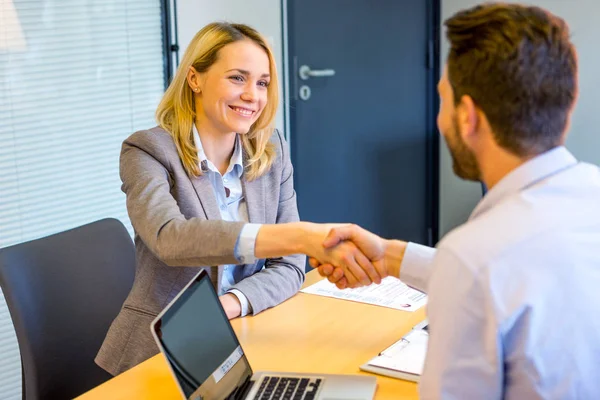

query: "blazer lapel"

left=190, top=172, right=224, bottom=286
left=239, top=171, right=265, bottom=280
left=190, top=171, right=221, bottom=220
left=242, top=152, right=266, bottom=225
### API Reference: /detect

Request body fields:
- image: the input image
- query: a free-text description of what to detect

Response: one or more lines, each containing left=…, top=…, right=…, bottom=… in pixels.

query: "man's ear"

left=456, top=94, right=479, bottom=142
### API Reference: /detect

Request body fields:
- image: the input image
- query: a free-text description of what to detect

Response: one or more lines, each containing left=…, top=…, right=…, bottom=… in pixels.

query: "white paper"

left=369, top=329, right=428, bottom=375
left=300, top=277, right=427, bottom=312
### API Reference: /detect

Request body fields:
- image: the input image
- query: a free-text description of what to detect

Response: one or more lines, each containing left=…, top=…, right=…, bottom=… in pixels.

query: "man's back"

left=423, top=148, right=600, bottom=399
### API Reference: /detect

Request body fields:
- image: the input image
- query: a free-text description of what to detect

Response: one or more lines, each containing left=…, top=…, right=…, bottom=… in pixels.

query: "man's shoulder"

left=439, top=169, right=600, bottom=269
left=437, top=194, right=552, bottom=269
left=438, top=207, right=512, bottom=254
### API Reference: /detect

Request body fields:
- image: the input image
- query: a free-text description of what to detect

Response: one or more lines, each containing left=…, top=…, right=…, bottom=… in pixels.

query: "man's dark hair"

left=445, top=3, right=578, bottom=156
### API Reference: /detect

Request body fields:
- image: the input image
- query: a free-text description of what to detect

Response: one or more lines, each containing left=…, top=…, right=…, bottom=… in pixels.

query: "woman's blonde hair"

left=156, top=22, right=278, bottom=180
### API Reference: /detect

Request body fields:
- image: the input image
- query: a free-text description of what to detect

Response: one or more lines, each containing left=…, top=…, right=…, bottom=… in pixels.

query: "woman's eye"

left=258, top=80, right=270, bottom=88
left=229, top=75, right=244, bottom=82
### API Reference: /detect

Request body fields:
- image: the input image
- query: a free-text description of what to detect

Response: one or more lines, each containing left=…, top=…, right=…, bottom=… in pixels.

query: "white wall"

left=176, top=0, right=286, bottom=133
left=439, top=0, right=600, bottom=235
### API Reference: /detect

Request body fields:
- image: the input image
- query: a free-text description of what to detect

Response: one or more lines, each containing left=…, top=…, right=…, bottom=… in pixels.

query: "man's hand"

left=310, top=224, right=406, bottom=289
left=219, top=294, right=241, bottom=320
left=300, top=223, right=382, bottom=287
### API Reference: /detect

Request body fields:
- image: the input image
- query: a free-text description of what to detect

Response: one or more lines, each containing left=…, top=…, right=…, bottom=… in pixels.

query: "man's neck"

left=478, top=146, right=533, bottom=190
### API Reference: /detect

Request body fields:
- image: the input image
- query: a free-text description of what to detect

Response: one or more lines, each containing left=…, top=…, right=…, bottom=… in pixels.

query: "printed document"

left=301, top=277, right=426, bottom=312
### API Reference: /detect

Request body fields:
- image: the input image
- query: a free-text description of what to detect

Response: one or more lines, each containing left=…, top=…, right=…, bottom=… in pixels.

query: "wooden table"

left=77, top=271, right=425, bottom=399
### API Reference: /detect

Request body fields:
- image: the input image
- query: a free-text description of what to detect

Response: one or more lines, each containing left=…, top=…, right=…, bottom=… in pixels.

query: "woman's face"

left=192, top=39, right=271, bottom=135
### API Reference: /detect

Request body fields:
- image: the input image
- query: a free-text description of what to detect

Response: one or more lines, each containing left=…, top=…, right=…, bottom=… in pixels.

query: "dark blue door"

left=287, top=0, right=439, bottom=246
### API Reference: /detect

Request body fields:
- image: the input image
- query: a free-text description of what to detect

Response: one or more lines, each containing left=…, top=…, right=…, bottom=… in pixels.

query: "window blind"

left=0, top=1, right=166, bottom=397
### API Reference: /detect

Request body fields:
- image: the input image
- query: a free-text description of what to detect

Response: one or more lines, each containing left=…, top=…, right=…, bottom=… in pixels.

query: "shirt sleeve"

left=234, top=223, right=262, bottom=264
left=227, top=288, right=253, bottom=317
left=419, top=247, right=503, bottom=400
left=398, top=242, right=437, bottom=292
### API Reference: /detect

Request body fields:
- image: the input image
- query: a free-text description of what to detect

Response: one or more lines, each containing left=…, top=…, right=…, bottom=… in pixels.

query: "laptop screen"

left=155, top=273, right=252, bottom=399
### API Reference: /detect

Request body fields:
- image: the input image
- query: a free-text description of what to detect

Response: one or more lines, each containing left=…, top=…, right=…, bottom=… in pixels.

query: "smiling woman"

left=157, top=23, right=280, bottom=180
left=93, top=22, right=377, bottom=377
left=186, top=39, right=273, bottom=175
left=191, top=45, right=271, bottom=124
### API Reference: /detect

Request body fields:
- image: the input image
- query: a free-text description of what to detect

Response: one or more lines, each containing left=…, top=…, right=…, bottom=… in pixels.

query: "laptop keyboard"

left=253, top=376, right=322, bottom=400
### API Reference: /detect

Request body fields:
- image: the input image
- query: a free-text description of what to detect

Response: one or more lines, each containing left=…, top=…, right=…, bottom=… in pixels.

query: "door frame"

left=281, top=0, right=440, bottom=245
left=161, top=0, right=179, bottom=88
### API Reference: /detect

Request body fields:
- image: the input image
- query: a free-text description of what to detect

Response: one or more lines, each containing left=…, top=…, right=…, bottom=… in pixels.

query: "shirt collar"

left=470, top=146, right=578, bottom=220
left=192, top=124, right=243, bottom=177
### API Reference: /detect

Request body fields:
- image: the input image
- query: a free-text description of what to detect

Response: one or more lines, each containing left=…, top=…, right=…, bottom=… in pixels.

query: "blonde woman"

left=95, top=22, right=378, bottom=376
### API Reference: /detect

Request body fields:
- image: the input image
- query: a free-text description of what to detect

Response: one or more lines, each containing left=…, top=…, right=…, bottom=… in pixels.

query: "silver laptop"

left=150, top=270, right=377, bottom=400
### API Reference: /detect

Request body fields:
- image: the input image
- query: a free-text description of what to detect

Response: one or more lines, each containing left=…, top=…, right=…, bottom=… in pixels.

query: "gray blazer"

left=95, top=127, right=305, bottom=376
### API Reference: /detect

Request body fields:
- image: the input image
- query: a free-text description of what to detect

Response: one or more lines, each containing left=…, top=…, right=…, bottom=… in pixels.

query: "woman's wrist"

left=219, top=293, right=241, bottom=319
left=255, top=222, right=312, bottom=259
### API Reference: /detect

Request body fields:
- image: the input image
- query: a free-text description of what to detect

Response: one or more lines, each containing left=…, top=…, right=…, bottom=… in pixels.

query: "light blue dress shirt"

left=192, top=126, right=261, bottom=316
left=400, top=146, right=600, bottom=399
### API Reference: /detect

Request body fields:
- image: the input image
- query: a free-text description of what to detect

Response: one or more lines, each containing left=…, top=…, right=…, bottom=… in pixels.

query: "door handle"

left=299, top=65, right=336, bottom=80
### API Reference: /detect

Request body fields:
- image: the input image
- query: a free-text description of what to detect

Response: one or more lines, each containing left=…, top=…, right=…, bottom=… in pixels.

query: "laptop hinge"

left=227, top=374, right=254, bottom=400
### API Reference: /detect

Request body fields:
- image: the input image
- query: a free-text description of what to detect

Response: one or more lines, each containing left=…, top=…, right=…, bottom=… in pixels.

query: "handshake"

left=300, top=223, right=406, bottom=289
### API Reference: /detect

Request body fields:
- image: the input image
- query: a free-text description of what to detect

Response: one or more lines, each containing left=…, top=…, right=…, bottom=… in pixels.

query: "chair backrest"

left=0, top=218, right=135, bottom=400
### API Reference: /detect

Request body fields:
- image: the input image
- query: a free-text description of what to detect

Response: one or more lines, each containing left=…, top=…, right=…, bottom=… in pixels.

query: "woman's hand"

left=310, top=225, right=406, bottom=290
left=254, top=221, right=382, bottom=287
left=299, top=223, right=383, bottom=288
left=219, top=293, right=242, bottom=319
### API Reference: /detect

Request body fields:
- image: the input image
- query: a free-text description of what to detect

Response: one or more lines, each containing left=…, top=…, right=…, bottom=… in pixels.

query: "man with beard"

left=311, top=3, right=600, bottom=399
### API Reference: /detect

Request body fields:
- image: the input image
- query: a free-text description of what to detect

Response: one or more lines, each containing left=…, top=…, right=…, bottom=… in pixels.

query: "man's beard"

left=445, top=117, right=480, bottom=181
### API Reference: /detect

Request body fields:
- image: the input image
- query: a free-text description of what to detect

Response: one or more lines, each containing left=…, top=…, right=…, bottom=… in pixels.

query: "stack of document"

left=360, top=321, right=429, bottom=382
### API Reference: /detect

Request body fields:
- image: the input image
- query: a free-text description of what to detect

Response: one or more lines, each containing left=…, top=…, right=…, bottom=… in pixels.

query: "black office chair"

left=0, top=218, right=135, bottom=400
